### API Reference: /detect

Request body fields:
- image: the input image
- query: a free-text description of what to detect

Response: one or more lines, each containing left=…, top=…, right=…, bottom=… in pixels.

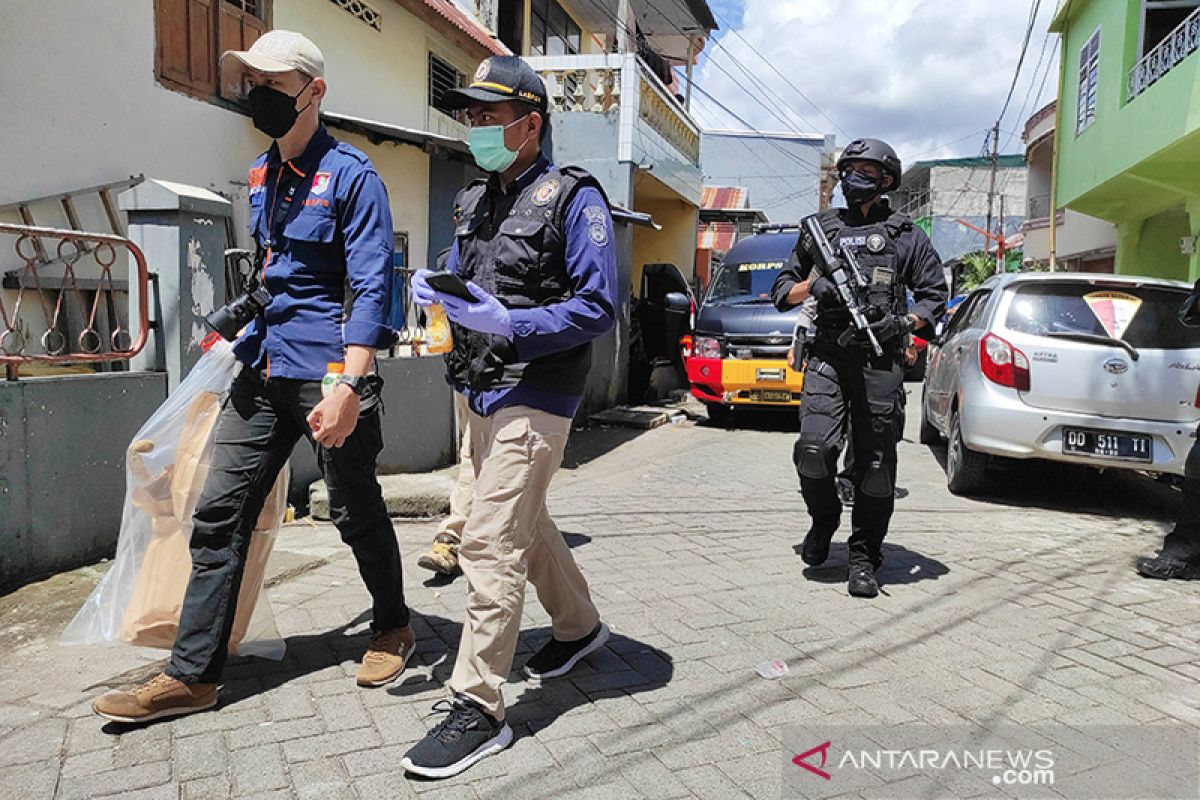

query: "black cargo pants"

left=794, top=341, right=904, bottom=569
left=165, top=368, right=409, bottom=684
left=1159, top=433, right=1200, bottom=562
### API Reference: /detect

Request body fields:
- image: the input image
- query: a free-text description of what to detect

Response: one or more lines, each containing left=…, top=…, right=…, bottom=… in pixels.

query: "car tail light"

left=1195, top=381, right=1200, bottom=409
left=679, top=334, right=693, bottom=359
left=694, top=336, right=722, bottom=360
left=980, top=332, right=1031, bottom=391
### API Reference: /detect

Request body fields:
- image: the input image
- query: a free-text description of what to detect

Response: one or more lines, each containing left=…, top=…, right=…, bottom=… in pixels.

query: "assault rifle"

left=801, top=216, right=883, bottom=357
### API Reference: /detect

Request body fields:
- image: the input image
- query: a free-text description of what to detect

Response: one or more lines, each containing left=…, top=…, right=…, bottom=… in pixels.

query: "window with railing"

left=530, top=0, right=581, bottom=56
left=1129, top=2, right=1200, bottom=99
left=428, top=53, right=466, bottom=123
left=1076, top=28, right=1100, bottom=134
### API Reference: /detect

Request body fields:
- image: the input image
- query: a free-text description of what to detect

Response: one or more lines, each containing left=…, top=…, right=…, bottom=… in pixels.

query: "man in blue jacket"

left=93, top=30, right=413, bottom=723
left=400, top=56, right=616, bottom=779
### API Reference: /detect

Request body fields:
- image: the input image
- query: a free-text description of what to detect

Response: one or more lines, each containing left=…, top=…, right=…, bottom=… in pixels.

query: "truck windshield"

left=705, top=260, right=785, bottom=304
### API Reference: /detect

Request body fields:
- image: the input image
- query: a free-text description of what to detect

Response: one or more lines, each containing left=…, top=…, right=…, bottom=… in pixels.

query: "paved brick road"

left=1, top=397, right=1197, bottom=799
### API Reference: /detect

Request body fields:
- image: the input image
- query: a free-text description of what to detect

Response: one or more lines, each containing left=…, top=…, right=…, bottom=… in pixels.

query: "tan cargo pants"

left=435, top=392, right=474, bottom=545
left=448, top=404, right=600, bottom=720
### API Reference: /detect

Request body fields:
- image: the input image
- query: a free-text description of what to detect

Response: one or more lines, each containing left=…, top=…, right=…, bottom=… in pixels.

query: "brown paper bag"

left=120, top=391, right=288, bottom=654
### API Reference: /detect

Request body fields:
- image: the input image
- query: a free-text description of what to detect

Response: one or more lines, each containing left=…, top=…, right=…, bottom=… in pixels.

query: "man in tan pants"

left=417, top=393, right=473, bottom=576
left=399, top=56, right=615, bottom=779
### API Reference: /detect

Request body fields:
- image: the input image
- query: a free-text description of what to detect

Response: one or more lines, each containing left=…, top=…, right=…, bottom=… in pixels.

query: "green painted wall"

left=1117, top=208, right=1191, bottom=279
left=1054, top=0, right=1200, bottom=281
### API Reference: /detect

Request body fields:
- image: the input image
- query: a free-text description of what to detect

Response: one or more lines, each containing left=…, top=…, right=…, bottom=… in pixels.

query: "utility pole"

left=616, top=0, right=632, bottom=53
left=985, top=121, right=1000, bottom=246
left=997, top=193, right=1006, bottom=274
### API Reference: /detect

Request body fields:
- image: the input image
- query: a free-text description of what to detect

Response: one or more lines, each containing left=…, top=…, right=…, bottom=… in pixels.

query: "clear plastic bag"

left=62, top=339, right=287, bottom=660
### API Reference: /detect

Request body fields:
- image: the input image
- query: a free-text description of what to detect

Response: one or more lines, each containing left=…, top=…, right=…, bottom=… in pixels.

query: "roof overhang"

left=322, top=112, right=470, bottom=158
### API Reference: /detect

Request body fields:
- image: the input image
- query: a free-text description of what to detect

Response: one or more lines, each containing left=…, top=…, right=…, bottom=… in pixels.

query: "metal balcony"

left=1128, top=7, right=1200, bottom=100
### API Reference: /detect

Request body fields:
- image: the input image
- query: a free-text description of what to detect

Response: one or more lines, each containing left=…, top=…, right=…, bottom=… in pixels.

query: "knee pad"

left=860, top=457, right=895, bottom=499
left=794, top=437, right=833, bottom=480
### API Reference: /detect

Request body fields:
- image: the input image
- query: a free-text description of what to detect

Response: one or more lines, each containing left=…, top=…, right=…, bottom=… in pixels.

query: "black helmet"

left=837, top=138, right=902, bottom=188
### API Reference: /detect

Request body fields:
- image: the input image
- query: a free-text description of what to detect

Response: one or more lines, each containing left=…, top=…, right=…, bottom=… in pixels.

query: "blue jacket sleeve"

left=339, top=168, right=395, bottom=348
left=508, top=186, right=617, bottom=361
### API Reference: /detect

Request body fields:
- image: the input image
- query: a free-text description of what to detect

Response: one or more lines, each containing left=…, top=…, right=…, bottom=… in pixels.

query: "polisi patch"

left=866, top=233, right=887, bottom=253
left=532, top=179, right=560, bottom=207
left=311, top=172, right=332, bottom=196
left=583, top=205, right=609, bottom=246
left=474, top=60, right=491, bottom=83
left=248, top=166, right=267, bottom=195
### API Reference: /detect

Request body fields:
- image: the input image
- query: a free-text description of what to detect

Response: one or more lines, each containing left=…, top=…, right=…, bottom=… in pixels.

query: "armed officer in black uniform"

left=772, top=138, right=947, bottom=598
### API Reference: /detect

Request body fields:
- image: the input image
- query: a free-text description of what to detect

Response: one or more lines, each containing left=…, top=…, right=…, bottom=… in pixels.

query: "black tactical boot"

left=801, top=519, right=839, bottom=566
left=1137, top=556, right=1200, bottom=581
left=847, top=564, right=879, bottom=598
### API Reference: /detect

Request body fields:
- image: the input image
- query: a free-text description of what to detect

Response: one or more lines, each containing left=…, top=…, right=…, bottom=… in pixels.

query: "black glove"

left=868, top=313, right=915, bottom=342
left=809, top=276, right=839, bottom=306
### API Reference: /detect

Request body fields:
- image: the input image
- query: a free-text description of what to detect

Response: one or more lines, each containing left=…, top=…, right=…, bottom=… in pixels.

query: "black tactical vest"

left=445, top=164, right=609, bottom=395
left=811, top=207, right=911, bottom=348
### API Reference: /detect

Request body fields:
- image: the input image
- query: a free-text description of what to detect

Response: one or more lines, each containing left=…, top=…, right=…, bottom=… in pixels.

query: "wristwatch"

left=334, top=374, right=369, bottom=397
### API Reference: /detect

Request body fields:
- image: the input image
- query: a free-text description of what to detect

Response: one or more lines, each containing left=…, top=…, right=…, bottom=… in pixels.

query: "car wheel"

left=946, top=409, right=987, bottom=496
left=704, top=402, right=731, bottom=427
left=918, top=388, right=941, bottom=445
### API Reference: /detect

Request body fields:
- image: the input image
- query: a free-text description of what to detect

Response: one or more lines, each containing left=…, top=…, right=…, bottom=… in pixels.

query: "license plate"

left=1062, top=428, right=1152, bottom=463
left=751, top=390, right=793, bottom=403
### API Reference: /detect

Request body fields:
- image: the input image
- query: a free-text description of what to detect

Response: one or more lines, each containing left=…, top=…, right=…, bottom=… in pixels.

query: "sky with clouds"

left=689, top=0, right=1062, bottom=164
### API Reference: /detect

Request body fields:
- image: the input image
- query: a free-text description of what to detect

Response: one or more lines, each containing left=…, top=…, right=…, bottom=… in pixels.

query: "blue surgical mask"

left=468, top=115, right=531, bottom=173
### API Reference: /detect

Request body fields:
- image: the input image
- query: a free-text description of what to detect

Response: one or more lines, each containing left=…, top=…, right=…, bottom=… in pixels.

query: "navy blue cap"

left=441, top=56, right=548, bottom=113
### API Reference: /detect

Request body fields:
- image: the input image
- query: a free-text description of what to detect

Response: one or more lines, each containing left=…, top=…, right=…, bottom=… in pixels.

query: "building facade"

left=891, top=156, right=1028, bottom=261
left=1050, top=0, right=1200, bottom=282
left=1021, top=100, right=1117, bottom=272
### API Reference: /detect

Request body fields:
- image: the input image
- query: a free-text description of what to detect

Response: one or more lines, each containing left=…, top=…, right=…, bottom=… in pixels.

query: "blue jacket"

left=234, top=126, right=395, bottom=380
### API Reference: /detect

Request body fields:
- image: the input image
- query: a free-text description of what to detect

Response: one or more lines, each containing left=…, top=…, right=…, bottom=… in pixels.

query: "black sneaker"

left=1137, top=556, right=1200, bottom=580
left=523, top=622, right=610, bottom=679
left=400, top=696, right=513, bottom=779
left=800, top=519, right=838, bottom=566
left=847, top=564, right=879, bottom=598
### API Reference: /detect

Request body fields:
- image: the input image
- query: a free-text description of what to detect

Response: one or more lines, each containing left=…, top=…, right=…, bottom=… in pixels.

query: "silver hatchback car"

left=920, top=273, right=1200, bottom=495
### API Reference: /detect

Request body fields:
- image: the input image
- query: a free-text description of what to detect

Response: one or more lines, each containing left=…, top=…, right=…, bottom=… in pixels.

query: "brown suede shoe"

left=417, top=540, right=459, bottom=575
left=92, top=673, right=217, bottom=723
left=357, top=626, right=416, bottom=687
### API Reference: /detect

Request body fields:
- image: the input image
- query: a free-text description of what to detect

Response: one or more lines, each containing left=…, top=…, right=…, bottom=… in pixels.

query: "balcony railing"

left=528, top=52, right=701, bottom=167
left=1128, top=7, right=1200, bottom=100
left=1027, top=192, right=1052, bottom=221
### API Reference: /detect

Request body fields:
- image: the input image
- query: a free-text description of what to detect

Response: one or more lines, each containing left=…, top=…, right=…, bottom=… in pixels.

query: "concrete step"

left=309, top=467, right=458, bottom=521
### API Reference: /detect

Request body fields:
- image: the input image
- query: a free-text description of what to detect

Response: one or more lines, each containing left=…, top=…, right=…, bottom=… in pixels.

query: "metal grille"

left=428, top=53, right=465, bottom=120
left=327, top=0, right=381, bottom=31
left=1128, top=6, right=1200, bottom=99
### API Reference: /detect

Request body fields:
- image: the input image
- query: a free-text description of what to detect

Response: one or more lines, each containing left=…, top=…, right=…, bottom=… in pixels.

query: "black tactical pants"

left=1158, top=434, right=1200, bottom=562
left=794, top=342, right=904, bottom=568
left=166, top=368, right=409, bottom=684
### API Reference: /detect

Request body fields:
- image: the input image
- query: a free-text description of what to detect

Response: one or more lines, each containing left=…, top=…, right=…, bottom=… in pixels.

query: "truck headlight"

left=693, top=336, right=722, bottom=359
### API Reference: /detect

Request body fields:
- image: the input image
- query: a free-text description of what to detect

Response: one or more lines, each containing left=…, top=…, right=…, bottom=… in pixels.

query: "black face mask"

left=840, top=169, right=885, bottom=206
left=247, top=80, right=312, bottom=139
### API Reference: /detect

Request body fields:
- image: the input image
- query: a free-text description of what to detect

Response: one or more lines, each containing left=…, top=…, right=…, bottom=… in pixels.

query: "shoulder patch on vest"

left=583, top=205, right=609, bottom=247
left=532, top=178, right=560, bottom=207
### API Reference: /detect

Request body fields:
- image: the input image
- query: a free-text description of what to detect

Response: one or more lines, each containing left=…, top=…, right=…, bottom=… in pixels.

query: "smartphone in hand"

left=425, top=272, right=479, bottom=302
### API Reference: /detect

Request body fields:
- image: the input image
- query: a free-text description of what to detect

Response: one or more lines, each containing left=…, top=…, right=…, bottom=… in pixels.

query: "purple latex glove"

left=411, top=269, right=437, bottom=307
left=438, top=281, right=513, bottom=338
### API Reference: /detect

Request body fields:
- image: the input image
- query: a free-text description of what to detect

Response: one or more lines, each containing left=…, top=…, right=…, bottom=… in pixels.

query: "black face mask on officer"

left=247, top=79, right=313, bottom=139
left=841, top=169, right=885, bottom=206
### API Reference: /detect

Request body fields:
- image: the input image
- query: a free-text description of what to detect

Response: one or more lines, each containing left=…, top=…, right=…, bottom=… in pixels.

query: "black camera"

left=204, top=249, right=271, bottom=341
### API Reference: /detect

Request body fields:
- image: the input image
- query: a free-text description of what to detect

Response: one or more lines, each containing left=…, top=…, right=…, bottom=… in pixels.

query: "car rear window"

left=1004, top=281, right=1200, bottom=349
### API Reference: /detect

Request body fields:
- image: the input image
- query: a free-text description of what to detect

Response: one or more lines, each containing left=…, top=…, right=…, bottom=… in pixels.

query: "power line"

left=997, top=0, right=1044, bottom=127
